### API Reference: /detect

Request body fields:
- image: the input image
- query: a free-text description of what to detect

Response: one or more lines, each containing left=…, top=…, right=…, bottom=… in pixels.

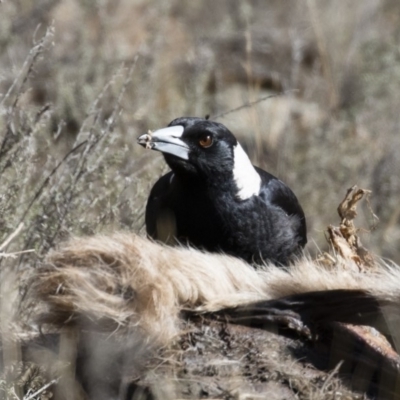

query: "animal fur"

left=23, top=232, right=400, bottom=347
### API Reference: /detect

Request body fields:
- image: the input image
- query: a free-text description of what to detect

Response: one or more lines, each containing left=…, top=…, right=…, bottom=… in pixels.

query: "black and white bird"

left=138, top=117, right=306, bottom=265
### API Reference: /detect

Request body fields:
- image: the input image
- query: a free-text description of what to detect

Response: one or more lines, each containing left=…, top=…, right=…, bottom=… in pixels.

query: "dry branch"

left=319, top=186, right=377, bottom=269
left=0, top=223, right=24, bottom=252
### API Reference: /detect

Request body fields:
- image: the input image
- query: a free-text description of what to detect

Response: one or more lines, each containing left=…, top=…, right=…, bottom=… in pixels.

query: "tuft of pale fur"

left=24, top=232, right=400, bottom=345
left=25, top=233, right=268, bottom=342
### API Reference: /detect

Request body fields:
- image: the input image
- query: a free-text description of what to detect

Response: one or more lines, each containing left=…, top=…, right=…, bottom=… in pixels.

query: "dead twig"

left=0, top=249, right=35, bottom=259
left=212, top=90, right=298, bottom=120
left=319, top=186, right=377, bottom=269
left=0, top=223, right=24, bottom=251
left=23, top=379, right=58, bottom=400
left=17, top=141, right=87, bottom=226
left=320, top=361, right=343, bottom=393
left=0, top=24, right=54, bottom=108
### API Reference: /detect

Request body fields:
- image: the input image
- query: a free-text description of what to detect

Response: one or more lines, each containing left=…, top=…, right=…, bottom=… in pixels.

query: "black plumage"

left=213, top=289, right=385, bottom=330
left=138, top=117, right=306, bottom=265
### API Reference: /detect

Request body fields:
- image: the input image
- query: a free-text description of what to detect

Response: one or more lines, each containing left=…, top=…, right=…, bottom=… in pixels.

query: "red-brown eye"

left=199, top=135, right=213, bottom=148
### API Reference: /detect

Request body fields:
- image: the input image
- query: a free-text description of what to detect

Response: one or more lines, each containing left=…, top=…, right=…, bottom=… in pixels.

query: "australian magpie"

left=137, top=117, right=307, bottom=265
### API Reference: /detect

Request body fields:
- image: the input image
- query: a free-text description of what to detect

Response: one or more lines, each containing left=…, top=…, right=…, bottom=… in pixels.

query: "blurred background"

left=1, top=0, right=400, bottom=263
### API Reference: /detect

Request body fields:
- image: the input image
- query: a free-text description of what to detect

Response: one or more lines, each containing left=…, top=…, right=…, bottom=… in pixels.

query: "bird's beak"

left=137, top=125, right=190, bottom=160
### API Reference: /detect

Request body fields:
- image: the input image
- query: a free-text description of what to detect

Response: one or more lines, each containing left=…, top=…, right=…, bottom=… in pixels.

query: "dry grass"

left=1, top=0, right=400, bottom=263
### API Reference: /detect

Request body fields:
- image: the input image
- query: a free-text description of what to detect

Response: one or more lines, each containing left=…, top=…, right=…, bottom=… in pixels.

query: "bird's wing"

left=208, top=289, right=394, bottom=344
left=255, top=167, right=307, bottom=246
left=217, top=289, right=382, bottom=327
left=145, top=171, right=175, bottom=240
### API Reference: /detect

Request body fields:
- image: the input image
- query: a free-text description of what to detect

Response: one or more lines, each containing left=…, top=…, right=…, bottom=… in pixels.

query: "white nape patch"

left=233, top=143, right=261, bottom=200
left=152, top=125, right=184, bottom=139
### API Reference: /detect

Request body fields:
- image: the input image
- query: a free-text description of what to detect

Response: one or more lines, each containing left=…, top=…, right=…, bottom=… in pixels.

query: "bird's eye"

left=199, top=135, right=213, bottom=148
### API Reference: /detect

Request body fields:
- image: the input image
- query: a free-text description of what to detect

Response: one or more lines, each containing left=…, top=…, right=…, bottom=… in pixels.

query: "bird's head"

left=138, top=117, right=261, bottom=199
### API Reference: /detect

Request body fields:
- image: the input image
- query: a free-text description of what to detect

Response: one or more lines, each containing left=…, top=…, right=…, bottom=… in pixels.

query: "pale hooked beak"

left=137, top=125, right=189, bottom=160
